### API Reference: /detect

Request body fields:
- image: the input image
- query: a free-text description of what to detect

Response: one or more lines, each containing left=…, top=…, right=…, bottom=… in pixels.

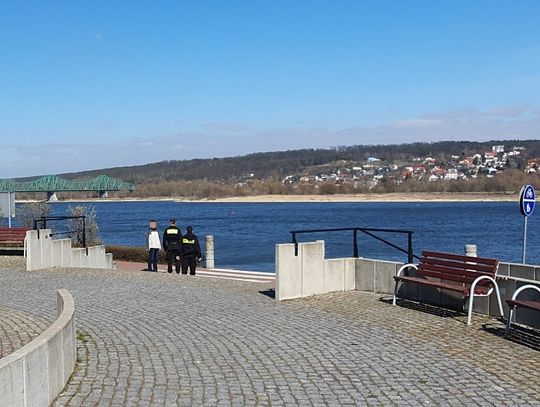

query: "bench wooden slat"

left=421, top=251, right=499, bottom=266
left=506, top=299, right=540, bottom=312
left=418, top=265, right=494, bottom=286
left=0, top=234, right=27, bottom=239
left=421, top=258, right=497, bottom=274
left=394, top=275, right=468, bottom=294
left=0, top=227, right=29, bottom=247
left=417, top=267, right=482, bottom=286
left=393, top=275, right=490, bottom=295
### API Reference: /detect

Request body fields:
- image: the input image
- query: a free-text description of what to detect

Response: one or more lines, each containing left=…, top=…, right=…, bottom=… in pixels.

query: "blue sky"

left=1, top=1, right=539, bottom=177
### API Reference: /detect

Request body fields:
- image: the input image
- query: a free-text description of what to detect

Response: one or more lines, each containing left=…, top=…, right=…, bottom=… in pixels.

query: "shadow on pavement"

left=483, top=322, right=540, bottom=352
left=259, top=289, right=275, bottom=299
left=379, top=296, right=468, bottom=322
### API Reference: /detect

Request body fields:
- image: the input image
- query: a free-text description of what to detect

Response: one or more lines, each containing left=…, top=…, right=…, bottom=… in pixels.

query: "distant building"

left=444, top=168, right=458, bottom=180
left=413, top=163, right=427, bottom=173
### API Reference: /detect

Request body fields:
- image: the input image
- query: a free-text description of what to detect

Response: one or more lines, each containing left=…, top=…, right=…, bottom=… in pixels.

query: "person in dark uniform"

left=163, top=219, right=182, bottom=273
left=181, top=226, right=201, bottom=275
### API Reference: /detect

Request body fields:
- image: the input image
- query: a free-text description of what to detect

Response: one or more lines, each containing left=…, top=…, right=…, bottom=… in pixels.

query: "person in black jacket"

left=163, top=219, right=182, bottom=273
left=181, top=226, right=202, bottom=275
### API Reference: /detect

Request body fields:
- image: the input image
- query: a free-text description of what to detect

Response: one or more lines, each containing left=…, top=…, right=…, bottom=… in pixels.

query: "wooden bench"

left=0, top=227, right=30, bottom=247
left=505, top=284, right=540, bottom=337
left=392, top=250, right=503, bottom=325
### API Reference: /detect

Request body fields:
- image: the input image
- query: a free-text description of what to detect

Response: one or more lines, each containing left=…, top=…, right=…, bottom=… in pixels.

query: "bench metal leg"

left=467, top=295, right=475, bottom=326
left=467, top=276, right=503, bottom=326
left=505, top=307, right=514, bottom=337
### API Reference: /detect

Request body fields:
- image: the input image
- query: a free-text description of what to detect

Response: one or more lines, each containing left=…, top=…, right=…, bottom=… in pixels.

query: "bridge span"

left=0, top=175, right=135, bottom=200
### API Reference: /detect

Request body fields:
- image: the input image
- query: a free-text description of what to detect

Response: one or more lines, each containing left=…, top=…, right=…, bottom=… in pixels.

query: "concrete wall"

left=276, top=240, right=540, bottom=328
left=26, top=229, right=112, bottom=271
left=0, top=289, right=76, bottom=407
left=276, top=241, right=355, bottom=300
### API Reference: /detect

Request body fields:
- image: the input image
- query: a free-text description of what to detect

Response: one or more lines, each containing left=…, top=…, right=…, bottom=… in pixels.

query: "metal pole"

left=407, top=232, right=413, bottom=264
left=292, top=232, right=298, bottom=256
left=7, top=192, right=12, bottom=228
left=353, top=229, right=358, bottom=258
left=522, top=216, right=528, bottom=264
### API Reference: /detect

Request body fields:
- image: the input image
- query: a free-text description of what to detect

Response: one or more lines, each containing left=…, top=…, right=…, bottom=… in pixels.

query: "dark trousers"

left=181, top=255, right=197, bottom=275
left=166, top=250, right=180, bottom=273
left=147, top=248, right=159, bottom=271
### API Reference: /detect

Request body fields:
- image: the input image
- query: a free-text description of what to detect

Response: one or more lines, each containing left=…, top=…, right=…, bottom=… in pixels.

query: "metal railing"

left=33, top=215, right=87, bottom=248
left=290, top=227, right=420, bottom=264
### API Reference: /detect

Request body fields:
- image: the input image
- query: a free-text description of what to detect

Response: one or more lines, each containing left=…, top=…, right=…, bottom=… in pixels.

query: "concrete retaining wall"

left=276, top=241, right=355, bottom=300
left=276, top=240, right=540, bottom=328
left=0, top=289, right=76, bottom=407
left=26, top=229, right=112, bottom=271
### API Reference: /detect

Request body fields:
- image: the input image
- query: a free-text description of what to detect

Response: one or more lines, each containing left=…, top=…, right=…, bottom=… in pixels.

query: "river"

left=13, top=201, right=540, bottom=272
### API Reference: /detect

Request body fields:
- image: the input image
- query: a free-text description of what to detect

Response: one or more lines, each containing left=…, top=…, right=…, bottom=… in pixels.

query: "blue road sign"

left=520, top=184, right=536, bottom=217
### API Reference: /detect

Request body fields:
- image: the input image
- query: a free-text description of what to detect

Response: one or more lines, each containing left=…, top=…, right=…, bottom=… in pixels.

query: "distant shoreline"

left=17, top=192, right=519, bottom=203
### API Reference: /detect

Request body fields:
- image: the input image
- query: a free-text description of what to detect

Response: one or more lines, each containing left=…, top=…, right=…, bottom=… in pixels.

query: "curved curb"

left=0, top=289, right=76, bottom=407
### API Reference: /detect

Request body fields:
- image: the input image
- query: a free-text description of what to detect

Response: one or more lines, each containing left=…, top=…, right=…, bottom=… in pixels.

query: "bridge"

left=0, top=175, right=135, bottom=200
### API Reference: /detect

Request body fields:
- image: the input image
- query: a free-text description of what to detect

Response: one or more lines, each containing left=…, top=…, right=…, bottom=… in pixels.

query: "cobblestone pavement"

left=0, top=305, right=50, bottom=358
left=0, top=257, right=49, bottom=357
left=0, top=261, right=539, bottom=406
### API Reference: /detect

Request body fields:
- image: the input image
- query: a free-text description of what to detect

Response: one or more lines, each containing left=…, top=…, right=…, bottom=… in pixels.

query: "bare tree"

left=67, top=205, right=101, bottom=247
left=16, top=202, right=49, bottom=228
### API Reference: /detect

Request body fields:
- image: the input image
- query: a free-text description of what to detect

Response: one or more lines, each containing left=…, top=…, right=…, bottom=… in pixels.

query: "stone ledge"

left=0, top=289, right=76, bottom=407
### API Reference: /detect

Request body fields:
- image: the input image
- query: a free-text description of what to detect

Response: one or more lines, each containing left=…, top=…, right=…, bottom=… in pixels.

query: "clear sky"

left=1, top=1, right=539, bottom=177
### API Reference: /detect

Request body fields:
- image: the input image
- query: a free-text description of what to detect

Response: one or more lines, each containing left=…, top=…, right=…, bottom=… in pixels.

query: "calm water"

left=14, top=201, right=540, bottom=272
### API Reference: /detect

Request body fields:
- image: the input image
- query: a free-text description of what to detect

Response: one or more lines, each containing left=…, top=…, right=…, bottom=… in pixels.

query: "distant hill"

left=57, top=140, right=540, bottom=185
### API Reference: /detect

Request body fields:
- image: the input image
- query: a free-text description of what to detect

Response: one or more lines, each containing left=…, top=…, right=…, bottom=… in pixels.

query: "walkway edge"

left=0, top=289, right=76, bottom=407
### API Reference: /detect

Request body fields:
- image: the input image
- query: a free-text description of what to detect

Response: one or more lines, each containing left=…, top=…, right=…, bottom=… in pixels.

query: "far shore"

left=16, top=192, right=519, bottom=204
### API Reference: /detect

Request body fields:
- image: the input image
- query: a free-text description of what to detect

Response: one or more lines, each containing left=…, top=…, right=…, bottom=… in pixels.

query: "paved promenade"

left=0, top=257, right=539, bottom=406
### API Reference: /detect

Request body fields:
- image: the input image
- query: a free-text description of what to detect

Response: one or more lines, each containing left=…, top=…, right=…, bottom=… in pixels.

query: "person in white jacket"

left=145, top=220, right=161, bottom=272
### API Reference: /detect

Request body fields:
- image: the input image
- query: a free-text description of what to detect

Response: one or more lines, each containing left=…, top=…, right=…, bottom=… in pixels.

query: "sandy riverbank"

left=17, top=192, right=519, bottom=204
left=198, top=192, right=518, bottom=203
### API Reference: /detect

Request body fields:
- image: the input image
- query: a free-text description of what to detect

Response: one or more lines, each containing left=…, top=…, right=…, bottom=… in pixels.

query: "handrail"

left=290, top=227, right=420, bottom=263
left=33, top=215, right=86, bottom=248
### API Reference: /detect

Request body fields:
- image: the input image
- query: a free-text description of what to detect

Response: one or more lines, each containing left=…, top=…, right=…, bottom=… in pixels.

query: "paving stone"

left=0, top=258, right=539, bottom=406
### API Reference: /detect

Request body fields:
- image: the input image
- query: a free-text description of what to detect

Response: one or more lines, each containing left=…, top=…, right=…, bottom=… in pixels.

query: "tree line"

left=11, top=139, right=540, bottom=199
left=56, top=139, right=540, bottom=184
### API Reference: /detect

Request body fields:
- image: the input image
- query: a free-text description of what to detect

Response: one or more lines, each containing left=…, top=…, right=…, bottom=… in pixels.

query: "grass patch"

left=76, top=330, right=90, bottom=344
left=105, top=245, right=167, bottom=263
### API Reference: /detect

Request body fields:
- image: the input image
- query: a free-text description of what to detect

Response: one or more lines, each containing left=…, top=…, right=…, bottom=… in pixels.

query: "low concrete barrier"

left=26, top=229, right=112, bottom=271
left=0, top=289, right=76, bottom=407
left=276, top=240, right=540, bottom=328
left=276, top=241, right=355, bottom=300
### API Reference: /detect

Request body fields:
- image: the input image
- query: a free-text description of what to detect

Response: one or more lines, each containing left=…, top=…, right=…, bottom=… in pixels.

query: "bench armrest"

left=396, top=263, right=417, bottom=277
left=392, top=263, right=418, bottom=306
left=505, top=284, right=540, bottom=337
left=510, top=284, right=540, bottom=301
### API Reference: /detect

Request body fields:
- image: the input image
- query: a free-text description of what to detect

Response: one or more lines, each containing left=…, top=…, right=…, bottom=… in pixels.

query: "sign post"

left=0, top=192, right=16, bottom=228
left=8, top=192, right=11, bottom=228
left=519, top=184, right=536, bottom=264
